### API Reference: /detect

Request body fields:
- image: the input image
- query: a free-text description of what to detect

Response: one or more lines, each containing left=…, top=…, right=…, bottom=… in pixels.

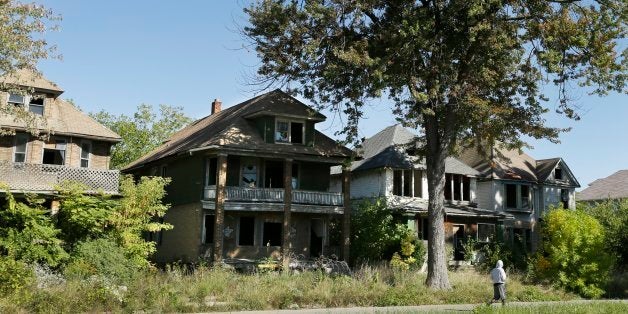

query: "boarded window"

left=262, top=222, right=282, bottom=246
left=238, top=217, right=255, bottom=246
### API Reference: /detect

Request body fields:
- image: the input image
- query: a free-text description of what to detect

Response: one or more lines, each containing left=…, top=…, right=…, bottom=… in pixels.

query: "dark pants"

left=493, top=283, right=506, bottom=301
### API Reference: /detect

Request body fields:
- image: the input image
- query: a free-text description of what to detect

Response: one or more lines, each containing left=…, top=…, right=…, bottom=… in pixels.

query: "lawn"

left=0, top=265, right=579, bottom=313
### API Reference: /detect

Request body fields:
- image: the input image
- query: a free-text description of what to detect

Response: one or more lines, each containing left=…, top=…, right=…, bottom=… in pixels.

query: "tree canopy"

left=244, top=0, right=626, bottom=289
left=90, top=104, right=192, bottom=169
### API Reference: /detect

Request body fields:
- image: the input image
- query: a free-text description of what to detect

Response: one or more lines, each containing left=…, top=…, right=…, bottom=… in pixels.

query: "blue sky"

left=37, top=1, right=626, bottom=189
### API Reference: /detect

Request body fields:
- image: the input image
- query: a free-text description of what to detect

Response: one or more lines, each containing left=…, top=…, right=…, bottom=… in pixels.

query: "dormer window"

left=275, top=119, right=304, bottom=144
left=6, top=93, right=44, bottom=115
left=555, top=168, right=563, bottom=180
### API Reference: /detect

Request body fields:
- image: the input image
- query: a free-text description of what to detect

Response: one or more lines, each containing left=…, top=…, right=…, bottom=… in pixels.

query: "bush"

left=390, top=229, right=425, bottom=270
left=582, top=199, right=628, bottom=270
left=532, top=208, right=613, bottom=298
left=0, top=256, right=34, bottom=296
left=65, top=237, right=139, bottom=284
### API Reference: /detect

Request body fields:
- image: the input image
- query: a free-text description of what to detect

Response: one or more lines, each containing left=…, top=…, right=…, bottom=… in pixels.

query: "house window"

left=463, top=177, right=471, bottom=201
left=505, top=184, right=531, bottom=211
left=80, top=141, right=91, bottom=168
left=42, top=138, right=66, bottom=165
left=445, top=174, right=471, bottom=202
left=393, top=170, right=403, bottom=196
left=555, top=168, right=563, bottom=180
left=477, top=223, right=495, bottom=243
left=13, top=133, right=28, bottom=162
left=561, top=189, right=569, bottom=209
left=275, top=119, right=304, bottom=144
left=8, top=93, right=25, bottom=106
left=238, top=216, right=255, bottom=246
left=203, top=214, right=215, bottom=244
left=262, top=221, right=282, bottom=246
left=28, top=97, right=44, bottom=115
left=413, top=170, right=423, bottom=198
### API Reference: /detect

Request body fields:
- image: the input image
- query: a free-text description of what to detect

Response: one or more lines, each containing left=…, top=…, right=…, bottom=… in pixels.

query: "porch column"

left=282, top=159, right=293, bottom=269
left=342, top=168, right=351, bottom=262
left=410, top=169, right=415, bottom=198
left=213, top=153, right=227, bottom=264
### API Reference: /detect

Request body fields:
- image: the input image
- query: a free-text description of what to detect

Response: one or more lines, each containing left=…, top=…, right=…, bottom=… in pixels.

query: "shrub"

left=532, top=208, right=613, bottom=298
left=0, top=256, right=34, bottom=296
left=390, top=230, right=425, bottom=270
left=65, top=237, right=139, bottom=284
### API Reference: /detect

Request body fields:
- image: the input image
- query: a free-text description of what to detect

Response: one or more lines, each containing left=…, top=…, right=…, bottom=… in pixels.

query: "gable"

left=540, top=159, right=580, bottom=187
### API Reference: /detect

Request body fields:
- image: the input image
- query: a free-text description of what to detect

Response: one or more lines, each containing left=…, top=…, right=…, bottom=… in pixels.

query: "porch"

left=0, top=161, right=119, bottom=194
left=203, top=186, right=344, bottom=206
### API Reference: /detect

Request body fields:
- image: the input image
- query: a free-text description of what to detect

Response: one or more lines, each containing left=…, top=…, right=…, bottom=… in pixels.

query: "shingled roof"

left=1, top=69, right=64, bottom=96
left=579, top=170, right=628, bottom=201
left=124, top=90, right=352, bottom=170
left=339, top=124, right=479, bottom=176
left=1, top=72, right=121, bottom=142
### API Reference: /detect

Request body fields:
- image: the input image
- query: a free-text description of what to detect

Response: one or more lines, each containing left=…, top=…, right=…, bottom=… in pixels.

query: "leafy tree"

left=0, top=186, right=68, bottom=267
left=0, top=1, right=60, bottom=135
left=581, top=199, right=628, bottom=271
left=90, top=104, right=192, bottom=169
left=244, top=0, right=626, bottom=289
left=533, top=208, right=612, bottom=298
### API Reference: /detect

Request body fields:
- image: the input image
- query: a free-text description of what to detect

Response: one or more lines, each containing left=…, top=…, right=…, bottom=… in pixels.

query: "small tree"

left=533, top=208, right=613, bottom=298
left=582, top=199, right=628, bottom=271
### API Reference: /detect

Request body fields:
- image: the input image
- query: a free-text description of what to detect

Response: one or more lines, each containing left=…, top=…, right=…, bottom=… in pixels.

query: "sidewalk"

left=212, top=299, right=627, bottom=314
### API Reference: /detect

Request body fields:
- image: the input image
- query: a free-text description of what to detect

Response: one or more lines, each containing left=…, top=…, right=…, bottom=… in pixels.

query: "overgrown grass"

left=0, top=265, right=578, bottom=313
left=473, top=301, right=628, bottom=314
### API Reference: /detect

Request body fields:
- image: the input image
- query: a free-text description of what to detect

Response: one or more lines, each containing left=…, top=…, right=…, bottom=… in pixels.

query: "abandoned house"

left=330, top=125, right=514, bottom=261
left=0, top=70, right=121, bottom=207
left=123, top=90, right=353, bottom=264
left=457, top=144, right=580, bottom=252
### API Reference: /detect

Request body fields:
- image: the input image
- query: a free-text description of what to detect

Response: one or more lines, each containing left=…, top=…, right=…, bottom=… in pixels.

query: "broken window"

left=262, top=221, right=282, bottom=246
left=555, top=168, right=563, bottom=180
left=505, top=184, right=531, bottom=210
left=13, top=133, right=28, bottom=163
left=238, top=216, right=255, bottom=246
left=275, top=119, right=305, bottom=144
left=477, top=223, right=495, bottom=242
left=28, top=97, right=44, bottom=115
left=290, top=122, right=303, bottom=144
left=264, top=160, right=284, bottom=188
left=275, top=120, right=289, bottom=143
left=42, top=138, right=66, bottom=165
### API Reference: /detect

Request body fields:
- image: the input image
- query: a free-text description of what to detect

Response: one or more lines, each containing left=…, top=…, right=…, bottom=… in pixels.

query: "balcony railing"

left=204, top=185, right=343, bottom=207
left=0, top=161, right=119, bottom=194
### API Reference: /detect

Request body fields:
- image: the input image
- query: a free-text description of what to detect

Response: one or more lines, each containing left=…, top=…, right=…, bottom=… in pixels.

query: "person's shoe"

left=501, top=299, right=506, bottom=306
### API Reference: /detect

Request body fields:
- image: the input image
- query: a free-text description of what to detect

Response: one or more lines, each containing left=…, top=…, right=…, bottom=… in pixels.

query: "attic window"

left=28, top=97, right=44, bottom=115
left=555, top=168, right=563, bottom=180
left=275, top=119, right=304, bottom=144
left=8, top=93, right=25, bottom=106
left=7, top=93, right=44, bottom=115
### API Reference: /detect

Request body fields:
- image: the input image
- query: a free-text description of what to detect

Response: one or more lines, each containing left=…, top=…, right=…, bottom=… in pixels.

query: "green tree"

left=581, top=199, right=628, bottom=270
left=534, top=208, right=613, bottom=298
left=0, top=1, right=60, bottom=135
left=90, top=104, right=192, bottom=169
left=244, top=0, right=626, bottom=289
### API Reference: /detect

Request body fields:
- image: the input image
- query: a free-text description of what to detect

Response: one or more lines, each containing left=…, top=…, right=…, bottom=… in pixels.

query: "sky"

left=36, top=1, right=626, bottom=190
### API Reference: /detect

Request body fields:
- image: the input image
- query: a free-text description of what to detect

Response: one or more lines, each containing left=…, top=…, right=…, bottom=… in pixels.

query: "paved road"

left=211, top=299, right=627, bottom=314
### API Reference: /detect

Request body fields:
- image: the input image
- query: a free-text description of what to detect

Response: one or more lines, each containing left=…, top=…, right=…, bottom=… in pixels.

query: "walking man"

left=489, top=260, right=507, bottom=305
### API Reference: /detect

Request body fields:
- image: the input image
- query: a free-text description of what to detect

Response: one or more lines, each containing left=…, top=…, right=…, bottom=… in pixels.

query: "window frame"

left=13, top=133, right=29, bottom=163
left=274, top=118, right=305, bottom=145
left=504, top=183, right=532, bottom=211
left=477, top=223, right=496, bottom=243
left=7, top=92, right=26, bottom=106
left=554, top=168, right=563, bottom=180
left=28, top=96, right=44, bottom=116
left=41, top=137, right=67, bottom=165
left=6, top=93, right=45, bottom=116
left=80, top=140, right=92, bottom=168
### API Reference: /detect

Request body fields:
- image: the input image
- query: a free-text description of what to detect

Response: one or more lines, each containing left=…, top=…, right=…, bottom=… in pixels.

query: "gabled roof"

left=124, top=90, right=352, bottom=170
left=457, top=144, right=580, bottom=187
left=1, top=69, right=64, bottom=96
left=344, top=124, right=479, bottom=176
left=578, top=170, right=628, bottom=201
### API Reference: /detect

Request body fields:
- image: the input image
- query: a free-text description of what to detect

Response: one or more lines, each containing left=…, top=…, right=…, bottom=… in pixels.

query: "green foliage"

left=90, top=104, right=192, bottom=169
left=581, top=199, right=628, bottom=270
left=391, top=229, right=425, bottom=270
left=350, top=198, right=412, bottom=264
left=532, top=208, right=613, bottom=298
left=0, top=256, right=33, bottom=296
left=475, top=240, right=514, bottom=273
left=0, top=186, right=68, bottom=267
left=65, top=237, right=139, bottom=284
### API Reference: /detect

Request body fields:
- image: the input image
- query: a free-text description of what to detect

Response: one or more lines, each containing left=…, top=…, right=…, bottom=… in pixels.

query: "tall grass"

left=0, top=264, right=577, bottom=313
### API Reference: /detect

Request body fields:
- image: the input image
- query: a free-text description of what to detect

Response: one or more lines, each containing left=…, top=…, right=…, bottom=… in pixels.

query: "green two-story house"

left=124, top=90, right=352, bottom=264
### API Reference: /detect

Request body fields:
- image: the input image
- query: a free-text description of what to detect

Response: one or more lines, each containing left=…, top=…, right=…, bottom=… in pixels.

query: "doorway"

left=452, top=224, right=465, bottom=261
left=310, top=219, right=325, bottom=258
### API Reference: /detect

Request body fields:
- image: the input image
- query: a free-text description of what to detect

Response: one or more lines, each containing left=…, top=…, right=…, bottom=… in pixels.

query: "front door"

left=453, top=224, right=465, bottom=261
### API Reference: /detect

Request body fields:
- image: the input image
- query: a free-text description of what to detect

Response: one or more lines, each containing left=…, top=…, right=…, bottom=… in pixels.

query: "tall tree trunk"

left=424, top=117, right=452, bottom=290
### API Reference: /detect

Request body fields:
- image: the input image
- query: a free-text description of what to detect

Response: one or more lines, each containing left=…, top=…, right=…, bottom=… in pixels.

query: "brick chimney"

left=211, top=98, right=222, bottom=115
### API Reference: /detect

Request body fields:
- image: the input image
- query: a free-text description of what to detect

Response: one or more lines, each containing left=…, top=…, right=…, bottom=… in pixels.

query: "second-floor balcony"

left=0, top=161, right=119, bottom=194
left=203, top=185, right=343, bottom=207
